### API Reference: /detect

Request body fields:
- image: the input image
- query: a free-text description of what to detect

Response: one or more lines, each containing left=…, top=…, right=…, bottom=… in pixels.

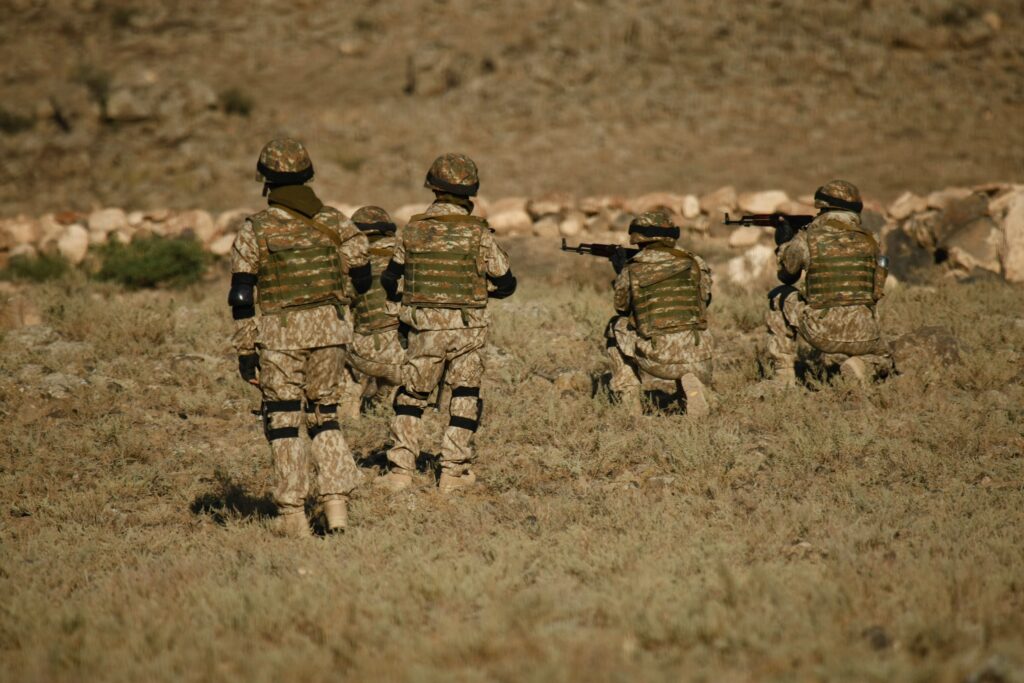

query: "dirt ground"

left=1, top=246, right=1022, bottom=681
left=1, top=0, right=1023, bottom=216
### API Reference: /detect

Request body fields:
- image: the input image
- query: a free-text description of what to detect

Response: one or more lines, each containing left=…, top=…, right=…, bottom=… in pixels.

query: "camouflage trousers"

left=765, top=285, right=893, bottom=374
left=340, top=328, right=405, bottom=415
left=260, top=346, right=362, bottom=511
left=387, top=326, right=486, bottom=475
left=606, top=315, right=713, bottom=392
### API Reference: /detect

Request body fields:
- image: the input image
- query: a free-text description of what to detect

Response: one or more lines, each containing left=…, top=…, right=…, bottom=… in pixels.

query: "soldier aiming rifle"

left=560, top=238, right=639, bottom=273
left=723, top=212, right=815, bottom=246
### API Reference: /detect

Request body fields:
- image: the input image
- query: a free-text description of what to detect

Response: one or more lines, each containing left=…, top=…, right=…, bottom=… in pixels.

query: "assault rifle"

left=723, top=213, right=815, bottom=246
left=560, top=239, right=639, bottom=273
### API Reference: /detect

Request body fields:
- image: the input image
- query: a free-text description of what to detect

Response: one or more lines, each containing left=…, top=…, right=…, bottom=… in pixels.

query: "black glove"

left=610, top=247, right=628, bottom=275
left=238, top=353, right=260, bottom=383
left=773, top=217, right=795, bottom=247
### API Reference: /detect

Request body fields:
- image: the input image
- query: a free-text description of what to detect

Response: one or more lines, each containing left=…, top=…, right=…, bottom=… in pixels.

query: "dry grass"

left=1, top=257, right=1022, bottom=682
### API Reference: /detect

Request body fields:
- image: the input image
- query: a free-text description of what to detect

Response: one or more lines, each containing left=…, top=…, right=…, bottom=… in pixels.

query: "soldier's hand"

left=610, top=247, right=628, bottom=274
left=238, top=353, right=260, bottom=386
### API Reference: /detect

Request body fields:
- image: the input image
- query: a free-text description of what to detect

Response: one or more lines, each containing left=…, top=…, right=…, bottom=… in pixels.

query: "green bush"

left=0, top=252, right=70, bottom=282
left=97, top=236, right=208, bottom=288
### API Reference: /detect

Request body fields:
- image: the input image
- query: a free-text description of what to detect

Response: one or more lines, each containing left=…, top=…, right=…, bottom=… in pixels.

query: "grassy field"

left=1, top=250, right=1022, bottom=682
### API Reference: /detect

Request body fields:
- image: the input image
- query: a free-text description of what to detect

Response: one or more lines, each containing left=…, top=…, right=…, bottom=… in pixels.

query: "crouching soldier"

left=606, top=210, right=714, bottom=416
left=764, top=180, right=894, bottom=386
left=377, top=153, right=517, bottom=493
left=338, top=206, right=406, bottom=417
left=229, top=138, right=371, bottom=537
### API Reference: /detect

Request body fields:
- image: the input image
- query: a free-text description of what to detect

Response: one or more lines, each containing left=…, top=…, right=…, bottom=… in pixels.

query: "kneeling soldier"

left=606, top=210, right=714, bottom=416
left=229, top=138, right=371, bottom=537
left=378, top=153, right=517, bottom=493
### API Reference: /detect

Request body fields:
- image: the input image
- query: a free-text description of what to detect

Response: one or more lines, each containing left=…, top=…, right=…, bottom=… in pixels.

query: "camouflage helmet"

left=628, top=210, right=681, bottom=244
left=351, top=205, right=396, bottom=234
left=424, top=153, right=480, bottom=197
left=255, top=138, right=314, bottom=185
left=814, top=179, right=863, bottom=213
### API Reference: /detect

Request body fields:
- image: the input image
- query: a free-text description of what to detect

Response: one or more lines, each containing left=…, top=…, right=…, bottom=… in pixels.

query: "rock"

left=861, top=209, right=887, bottom=235
left=888, top=192, right=928, bottom=220
left=489, top=197, right=529, bottom=215
left=528, top=193, right=574, bottom=219
left=738, top=190, right=788, bottom=215
left=579, top=195, right=626, bottom=215
left=215, top=209, right=250, bottom=236
left=901, top=210, right=944, bottom=250
left=489, top=208, right=533, bottom=234
left=10, top=244, right=38, bottom=260
left=941, top=217, right=1002, bottom=274
left=56, top=224, right=89, bottom=265
left=925, top=187, right=973, bottom=211
left=726, top=244, right=776, bottom=289
left=629, top=192, right=686, bottom=216
left=208, top=233, right=236, bottom=257
left=699, top=186, right=737, bottom=216
left=87, top=208, right=128, bottom=236
left=884, top=227, right=934, bottom=282
left=776, top=200, right=816, bottom=217
left=999, top=191, right=1024, bottom=283
left=127, top=210, right=147, bottom=227
left=554, top=370, right=591, bottom=395
left=559, top=211, right=586, bottom=238
left=532, top=216, right=560, bottom=239
left=681, top=194, right=701, bottom=220
left=728, top=226, right=765, bottom=248
left=167, top=210, right=216, bottom=243
left=982, top=11, right=1002, bottom=32
left=337, top=37, right=366, bottom=57
left=392, top=204, right=425, bottom=226
left=1, top=215, right=39, bottom=245
left=105, top=87, right=156, bottom=122
left=40, top=372, right=86, bottom=399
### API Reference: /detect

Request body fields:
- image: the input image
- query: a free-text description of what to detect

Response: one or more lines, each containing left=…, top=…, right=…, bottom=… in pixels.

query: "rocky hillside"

left=1, top=0, right=1022, bottom=216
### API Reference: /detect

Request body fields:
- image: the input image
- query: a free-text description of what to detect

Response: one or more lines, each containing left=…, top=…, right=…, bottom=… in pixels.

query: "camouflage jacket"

left=391, top=202, right=512, bottom=331
left=231, top=205, right=369, bottom=352
left=778, top=211, right=885, bottom=345
left=614, top=243, right=712, bottom=314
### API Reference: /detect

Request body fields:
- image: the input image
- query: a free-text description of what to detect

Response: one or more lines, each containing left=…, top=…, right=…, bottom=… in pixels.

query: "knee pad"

left=262, top=399, right=302, bottom=441
left=393, top=386, right=427, bottom=418
left=448, top=386, right=483, bottom=432
left=305, top=401, right=340, bottom=438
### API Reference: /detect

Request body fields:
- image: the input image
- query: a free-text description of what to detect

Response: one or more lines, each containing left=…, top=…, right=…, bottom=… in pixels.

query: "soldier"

left=764, top=179, right=894, bottom=386
left=338, top=206, right=405, bottom=417
left=378, top=153, right=517, bottom=493
left=606, top=210, right=714, bottom=416
left=228, top=138, right=371, bottom=537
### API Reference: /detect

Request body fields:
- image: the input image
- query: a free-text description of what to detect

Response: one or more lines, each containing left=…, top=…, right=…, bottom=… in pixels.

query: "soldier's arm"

left=483, top=233, right=516, bottom=299
left=380, top=239, right=405, bottom=301
left=694, top=254, right=713, bottom=307
left=339, top=223, right=372, bottom=294
left=613, top=269, right=630, bottom=313
left=777, top=232, right=809, bottom=285
left=228, top=221, right=260, bottom=384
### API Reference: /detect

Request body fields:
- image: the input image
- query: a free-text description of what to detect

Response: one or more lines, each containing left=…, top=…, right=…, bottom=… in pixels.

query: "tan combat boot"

left=322, top=496, right=348, bottom=533
left=374, top=468, right=414, bottom=492
left=274, top=508, right=311, bottom=538
left=438, top=469, right=477, bottom=494
left=768, top=363, right=797, bottom=389
left=839, top=356, right=869, bottom=386
left=618, top=387, right=643, bottom=416
left=679, top=373, right=710, bottom=418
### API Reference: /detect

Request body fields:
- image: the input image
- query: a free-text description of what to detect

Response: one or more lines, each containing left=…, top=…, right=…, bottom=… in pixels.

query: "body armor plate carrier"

left=628, top=246, right=706, bottom=338
left=353, top=238, right=399, bottom=333
left=403, top=214, right=488, bottom=309
left=252, top=210, right=349, bottom=314
left=805, top=217, right=878, bottom=310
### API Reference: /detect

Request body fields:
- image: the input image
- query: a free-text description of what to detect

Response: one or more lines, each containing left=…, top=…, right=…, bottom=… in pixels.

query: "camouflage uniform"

left=764, top=180, right=894, bottom=383
left=378, top=154, right=516, bottom=491
left=339, top=207, right=405, bottom=416
left=607, top=211, right=714, bottom=415
left=229, top=139, right=371, bottom=535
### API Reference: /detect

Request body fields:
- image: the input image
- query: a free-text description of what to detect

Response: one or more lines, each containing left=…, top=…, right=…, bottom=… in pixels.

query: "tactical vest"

left=352, top=236, right=399, bottom=333
left=252, top=209, right=349, bottom=314
left=628, top=246, right=706, bottom=338
left=402, top=214, right=488, bottom=309
left=805, top=216, right=878, bottom=309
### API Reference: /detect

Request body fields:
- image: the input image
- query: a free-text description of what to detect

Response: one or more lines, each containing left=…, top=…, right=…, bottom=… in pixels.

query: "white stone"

left=629, top=192, right=686, bottom=216
left=726, top=244, right=775, bottom=288
left=87, top=208, right=128, bottom=235
left=215, top=209, right=250, bottom=236
left=1, top=215, right=39, bottom=245
left=209, top=233, right=236, bottom=257
left=127, top=210, right=147, bottom=227
left=925, top=187, right=972, bottom=211
left=728, top=226, right=766, bottom=248
left=489, top=197, right=529, bottom=215
left=999, top=191, right=1024, bottom=283
left=532, top=216, right=561, bottom=239
left=57, top=224, right=90, bottom=265
left=699, top=186, right=737, bottom=216
left=10, top=243, right=38, bottom=259
left=681, top=194, right=701, bottom=219
left=528, top=193, right=574, bottom=219
left=167, top=210, right=216, bottom=244
left=738, top=190, right=789, bottom=215
left=558, top=212, right=586, bottom=238
left=887, top=192, right=926, bottom=220
left=945, top=218, right=1002, bottom=274
left=489, top=208, right=533, bottom=234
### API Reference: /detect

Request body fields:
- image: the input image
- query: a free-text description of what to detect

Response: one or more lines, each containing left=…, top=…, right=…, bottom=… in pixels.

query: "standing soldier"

left=228, top=138, right=371, bottom=537
left=338, top=206, right=405, bottom=417
left=378, top=153, right=517, bottom=493
left=606, top=210, right=714, bottom=416
left=764, top=180, right=894, bottom=386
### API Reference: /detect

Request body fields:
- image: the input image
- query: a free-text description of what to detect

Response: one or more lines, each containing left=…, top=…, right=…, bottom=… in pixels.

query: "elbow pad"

left=229, top=273, right=257, bottom=319
left=349, top=262, right=372, bottom=295
left=380, top=259, right=404, bottom=301
left=487, top=271, right=517, bottom=299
